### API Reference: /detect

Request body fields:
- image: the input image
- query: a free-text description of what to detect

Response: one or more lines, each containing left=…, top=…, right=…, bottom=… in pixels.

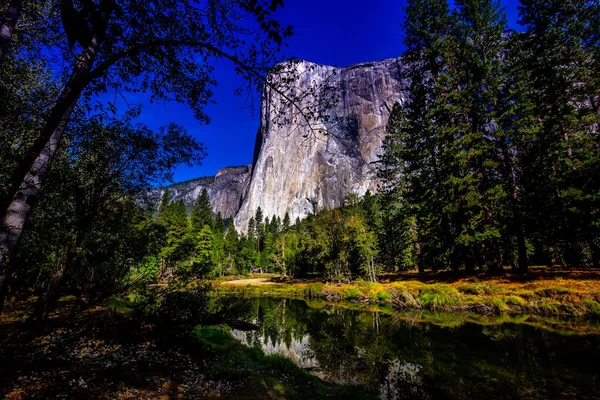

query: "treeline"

left=137, top=0, right=600, bottom=281
left=153, top=189, right=382, bottom=282
left=378, top=0, right=600, bottom=273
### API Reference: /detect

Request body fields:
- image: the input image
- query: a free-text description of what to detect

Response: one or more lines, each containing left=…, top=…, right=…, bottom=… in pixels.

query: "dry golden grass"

left=217, top=267, right=600, bottom=317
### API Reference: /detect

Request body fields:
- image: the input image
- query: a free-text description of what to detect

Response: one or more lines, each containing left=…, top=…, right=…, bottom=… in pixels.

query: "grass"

left=216, top=267, right=600, bottom=318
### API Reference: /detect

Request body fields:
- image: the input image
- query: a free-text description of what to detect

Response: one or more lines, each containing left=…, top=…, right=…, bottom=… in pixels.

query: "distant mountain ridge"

left=159, top=165, right=252, bottom=219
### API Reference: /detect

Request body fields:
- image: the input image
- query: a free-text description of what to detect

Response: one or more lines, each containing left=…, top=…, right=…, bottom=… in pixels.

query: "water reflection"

left=233, top=298, right=600, bottom=399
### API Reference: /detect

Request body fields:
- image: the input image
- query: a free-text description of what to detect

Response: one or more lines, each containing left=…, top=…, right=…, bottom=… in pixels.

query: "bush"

left=583, top=299, right=600, bottom=316
left=391, top=289, right=423, bottom=309
left=304, top=282, right=325, bottom=298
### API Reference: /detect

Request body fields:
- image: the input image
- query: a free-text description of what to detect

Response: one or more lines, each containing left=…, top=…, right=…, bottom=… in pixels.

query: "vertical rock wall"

left=234, top=58, right=407, bottom=231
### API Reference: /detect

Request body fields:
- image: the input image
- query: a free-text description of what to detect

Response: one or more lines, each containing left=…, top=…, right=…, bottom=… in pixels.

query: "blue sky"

left=134, top=0, right=522, bottom=183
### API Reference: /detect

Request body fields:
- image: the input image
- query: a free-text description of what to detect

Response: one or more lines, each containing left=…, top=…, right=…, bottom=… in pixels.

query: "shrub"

left=535, top=286, right=573, bottom=298
left=583, top=299, right=600, bottom=316
left=457, top=283, right=501, bottom=296
left=304, top=282, right=325, bottom=298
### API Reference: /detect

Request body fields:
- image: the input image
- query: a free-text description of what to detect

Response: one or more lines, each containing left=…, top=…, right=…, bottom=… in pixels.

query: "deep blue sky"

left=135, top=0, right=522, bottom=183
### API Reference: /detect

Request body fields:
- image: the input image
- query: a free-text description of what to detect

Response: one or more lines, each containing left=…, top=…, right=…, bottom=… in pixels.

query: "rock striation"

left=233, top=58, right=407, bottom=231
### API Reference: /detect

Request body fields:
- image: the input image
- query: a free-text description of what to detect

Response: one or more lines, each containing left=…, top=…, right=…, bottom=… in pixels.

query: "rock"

left=234, top=58, right=408, bottom=231
left=157, top=165, right=252, bottom=219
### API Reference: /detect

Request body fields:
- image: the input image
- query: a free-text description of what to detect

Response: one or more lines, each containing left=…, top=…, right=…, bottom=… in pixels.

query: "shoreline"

left=215, top=269, right=600, bottom=318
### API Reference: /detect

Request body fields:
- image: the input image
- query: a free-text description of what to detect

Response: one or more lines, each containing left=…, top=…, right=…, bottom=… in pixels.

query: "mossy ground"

left=217, top=267, right=600, bottom=318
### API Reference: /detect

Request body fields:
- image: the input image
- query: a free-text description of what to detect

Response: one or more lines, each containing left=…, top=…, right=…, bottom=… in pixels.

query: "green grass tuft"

left=304, top=282, right=325, bottom=298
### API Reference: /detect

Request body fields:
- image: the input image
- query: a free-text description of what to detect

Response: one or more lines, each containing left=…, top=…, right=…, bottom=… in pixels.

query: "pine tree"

left=193, top=224, right=214, bottom=276
left=191, top=188, right=212, bottom=234
left=157, top=189, right=171, bottom=225
left=452, top=0, right=509, bottom=271
left=282, top=212, right=291, bottom=232
left=160, top=200, right=191, bottom=272
left=402, top=0, right=456, bottom=272
left=518, top=0, right=600, bottom=267
left=214, top=212, right=224, bottom=235
left=254, top=207, right=264, bottom=255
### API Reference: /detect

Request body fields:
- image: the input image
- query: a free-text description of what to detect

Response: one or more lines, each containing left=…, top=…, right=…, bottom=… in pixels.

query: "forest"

left=0, top=0, right=599, bottom=398
left=0, top=0, right=598, bottom=318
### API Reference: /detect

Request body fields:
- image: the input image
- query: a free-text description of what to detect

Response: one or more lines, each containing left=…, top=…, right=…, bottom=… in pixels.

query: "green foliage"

left=355, top=280, right=374, bottom=296
left=342, top=287, right=362, bottom=300
left=505, top=295, right=527, bottom=306
left=371, top=290, right=391, bottom=303
left=191, top=188, right=212, bottom=234
left=418, top=286, right=460, bottom=309
left=304, top=283, right=324, bottom=298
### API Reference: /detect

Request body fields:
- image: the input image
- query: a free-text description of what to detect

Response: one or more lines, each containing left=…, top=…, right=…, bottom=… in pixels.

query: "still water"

left=232, top=297, right=600, bottom=399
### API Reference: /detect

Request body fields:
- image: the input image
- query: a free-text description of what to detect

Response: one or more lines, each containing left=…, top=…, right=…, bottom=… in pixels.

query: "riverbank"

left=0, top=299, right=373, bottom=399
left=216, top=268, right=600, bottom=317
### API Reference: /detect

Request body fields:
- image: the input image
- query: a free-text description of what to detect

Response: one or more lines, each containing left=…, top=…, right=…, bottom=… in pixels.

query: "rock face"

left=162, top=165, right=252, bottom=219
left=234, top=58, right=407, bottom=231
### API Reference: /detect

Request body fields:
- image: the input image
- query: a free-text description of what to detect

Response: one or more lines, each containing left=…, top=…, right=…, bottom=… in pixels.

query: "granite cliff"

left=161, top=165, right=252, bottom=219
left=162, top=57, right=408, bottom=230
left=234, top=58, right=407, bottom=231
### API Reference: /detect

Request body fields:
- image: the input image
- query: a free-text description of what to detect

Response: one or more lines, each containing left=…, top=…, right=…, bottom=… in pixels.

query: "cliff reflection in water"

left=231, top=297, right=600, bottom=400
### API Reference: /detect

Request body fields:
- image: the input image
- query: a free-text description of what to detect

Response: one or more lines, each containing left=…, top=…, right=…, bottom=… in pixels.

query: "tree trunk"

left=500, top=136, right=528, bottom=274
left=0, top=37, right=101, bottom=312
left=30, top=246, right=75, bottom=321
left=0, top=0, right=22, bottom=64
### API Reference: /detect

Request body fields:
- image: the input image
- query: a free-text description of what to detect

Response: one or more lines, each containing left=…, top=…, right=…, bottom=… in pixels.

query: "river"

left=231, top=297, right=600, bottom=399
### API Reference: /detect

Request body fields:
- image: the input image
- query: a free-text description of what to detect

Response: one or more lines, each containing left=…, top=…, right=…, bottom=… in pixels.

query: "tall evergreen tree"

left=157, top=189, right=171, bottom=226
left=452, top=0, right=510, bottom=271
left=191, top=188, right=212, bottom=234
left=282, top=212, right=291, bottom=233
left=518, top=0, right=600, bottom=267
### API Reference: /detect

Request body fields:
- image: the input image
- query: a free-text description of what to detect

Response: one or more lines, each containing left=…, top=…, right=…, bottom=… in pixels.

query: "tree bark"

left=0, top=36, right=100, bottom=312
left=0, top=0, right=22, bottom=64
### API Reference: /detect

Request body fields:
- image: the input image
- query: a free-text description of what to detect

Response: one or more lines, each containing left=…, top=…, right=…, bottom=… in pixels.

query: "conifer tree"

left=518, top=0, right=600, bottom=267
left=282, top=212, right=291, bottom=233
left=452, top=0, right=509, bottom=271
left=157, top=189, right=171, bottom=226
left=160, top=200, right=190, bottom=272
left=191, top=188, right=212, bottom=234
left=193, top=224, right=214, bottom=276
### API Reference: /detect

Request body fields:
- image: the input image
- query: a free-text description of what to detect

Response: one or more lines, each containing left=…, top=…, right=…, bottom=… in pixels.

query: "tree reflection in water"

left=231, top=297, right=600, bottom=399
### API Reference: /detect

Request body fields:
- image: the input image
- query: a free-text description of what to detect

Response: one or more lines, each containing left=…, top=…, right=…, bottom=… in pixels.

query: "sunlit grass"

left=215, top=270, right=600, bottom=317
